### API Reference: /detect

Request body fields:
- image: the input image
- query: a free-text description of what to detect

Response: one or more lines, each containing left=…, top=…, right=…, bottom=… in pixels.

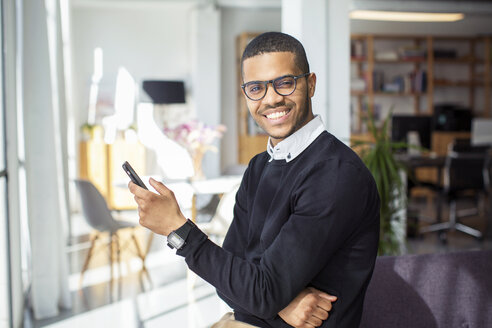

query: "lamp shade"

left=142, top=80, right=185, bottom=104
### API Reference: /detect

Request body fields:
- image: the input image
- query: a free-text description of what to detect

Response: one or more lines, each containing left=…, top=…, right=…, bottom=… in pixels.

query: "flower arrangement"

left=163, top=119, right=227, bottom=179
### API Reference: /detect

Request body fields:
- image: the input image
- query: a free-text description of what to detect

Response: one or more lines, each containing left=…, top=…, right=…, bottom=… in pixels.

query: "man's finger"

left=305, top=315, right=323, bottom=327
left=312, top=307, right=329, bottom=321
left=316, top=298, right=333, bottom=312
left=128, top=181, right=149, bottom=197
left=149, top=177, right=170, bottom=195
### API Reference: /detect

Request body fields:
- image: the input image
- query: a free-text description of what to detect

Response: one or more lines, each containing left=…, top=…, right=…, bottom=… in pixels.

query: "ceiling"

left=351, top=0, right=492, bottom=15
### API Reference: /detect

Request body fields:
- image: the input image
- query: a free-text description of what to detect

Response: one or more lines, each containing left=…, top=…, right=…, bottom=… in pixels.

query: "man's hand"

left=128, top=178, right=187, bottom=236
left=279, top=287, right=337, bottom=328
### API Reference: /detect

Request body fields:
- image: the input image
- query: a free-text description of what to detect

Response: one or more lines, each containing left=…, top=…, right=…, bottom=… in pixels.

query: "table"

left=395, top=154, right=447, bottom=231
left=396, top=153, right=492, bottom=240
left=189, top=176, right=242, bottom=222
left=159, top=175, right=243, bottom=222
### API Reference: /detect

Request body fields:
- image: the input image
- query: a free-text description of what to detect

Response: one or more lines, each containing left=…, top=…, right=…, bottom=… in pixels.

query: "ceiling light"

left=350, top=10, right=464, bottom=22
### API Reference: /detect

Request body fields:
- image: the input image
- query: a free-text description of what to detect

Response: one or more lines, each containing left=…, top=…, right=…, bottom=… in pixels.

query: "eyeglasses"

left=241, top=73, right=310, bottom=101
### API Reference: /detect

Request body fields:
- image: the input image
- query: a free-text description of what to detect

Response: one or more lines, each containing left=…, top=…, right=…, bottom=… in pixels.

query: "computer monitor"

left=433, top=104, right=472, bottom=131
left=471, top=118, right=492, bottom=146
left=391, top=115, right=432, bottom=151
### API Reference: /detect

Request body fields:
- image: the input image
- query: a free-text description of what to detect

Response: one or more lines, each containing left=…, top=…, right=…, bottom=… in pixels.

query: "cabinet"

left=350, top=34, right=491, bottom=134
left=236, top=32, right=269, bottom=164
left=79, top=130, right=146, bottom=210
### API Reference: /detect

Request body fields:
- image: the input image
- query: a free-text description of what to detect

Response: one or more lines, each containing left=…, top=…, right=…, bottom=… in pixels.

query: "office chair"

left=420, top=142, right=490, bottom=241
left=75, top=179, right=149, bottom=287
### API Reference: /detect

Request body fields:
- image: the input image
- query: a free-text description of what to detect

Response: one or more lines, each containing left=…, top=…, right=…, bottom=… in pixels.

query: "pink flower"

left=163, top=119, right=227, bottom=155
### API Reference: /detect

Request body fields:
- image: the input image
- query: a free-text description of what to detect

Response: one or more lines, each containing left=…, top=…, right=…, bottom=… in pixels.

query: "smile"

left=265, top=110, right=289, bottom=120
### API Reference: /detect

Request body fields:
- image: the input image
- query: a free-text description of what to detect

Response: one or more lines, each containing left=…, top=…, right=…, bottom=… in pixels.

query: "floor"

left=26, top=195, right=492, bottom=328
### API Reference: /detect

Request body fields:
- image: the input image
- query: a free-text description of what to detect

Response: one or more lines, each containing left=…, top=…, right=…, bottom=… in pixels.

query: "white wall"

left=191, top=6, right=221, bottom=177
left=71, top=2, right=195, bottom=133
left=220, top=7, right=281, bottom=171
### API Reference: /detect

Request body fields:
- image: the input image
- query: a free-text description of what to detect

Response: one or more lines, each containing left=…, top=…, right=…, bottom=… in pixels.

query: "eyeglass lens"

left=244, top=75, right=297, bottom=100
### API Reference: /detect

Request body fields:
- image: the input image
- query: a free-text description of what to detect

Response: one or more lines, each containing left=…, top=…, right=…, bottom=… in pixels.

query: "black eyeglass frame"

left=241, top=72, right=311, bottom=101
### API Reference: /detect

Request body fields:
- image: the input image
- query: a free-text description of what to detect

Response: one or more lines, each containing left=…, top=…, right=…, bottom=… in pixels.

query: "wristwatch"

left=167, top=219, right=195, bottom=250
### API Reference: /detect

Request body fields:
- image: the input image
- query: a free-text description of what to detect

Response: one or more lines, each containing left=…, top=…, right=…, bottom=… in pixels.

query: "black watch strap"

left=176, top=219, right=195, bottom=239
left=167, top=219, right=196, bottom=250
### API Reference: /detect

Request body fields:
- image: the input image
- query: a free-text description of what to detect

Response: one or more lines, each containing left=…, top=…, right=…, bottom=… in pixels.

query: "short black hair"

left=241, top=32, right=310, bottom=78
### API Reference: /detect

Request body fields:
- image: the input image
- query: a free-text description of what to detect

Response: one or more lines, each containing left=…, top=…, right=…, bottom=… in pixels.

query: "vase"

left=191, top=149, right=206, bottom=180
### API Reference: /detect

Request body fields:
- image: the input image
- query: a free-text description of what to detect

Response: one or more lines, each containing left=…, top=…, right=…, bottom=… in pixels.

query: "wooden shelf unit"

left=350, top=34, right=492, bottom=135
left=79, top=132, right=146, bottom=210
left=351, top=34, right=491, bottom=196
left=236, top=32, right=269, bottom=165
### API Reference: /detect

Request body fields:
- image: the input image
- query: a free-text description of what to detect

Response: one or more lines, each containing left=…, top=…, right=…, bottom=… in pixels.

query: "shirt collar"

left=266, top=115, right=326, bottom=162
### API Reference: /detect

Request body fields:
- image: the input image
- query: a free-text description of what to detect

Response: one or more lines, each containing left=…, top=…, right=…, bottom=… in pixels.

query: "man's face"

left=242, top=52, right=316, bottom=146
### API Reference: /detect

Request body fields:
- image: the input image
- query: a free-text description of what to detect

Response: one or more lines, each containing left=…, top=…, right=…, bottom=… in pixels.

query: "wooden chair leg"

left=114, top=232, right=123, bottom=298
left=79, top=232, right=99, bottom=288
left=114, top=232, right=122, bottom=280
left=109, top=233, right=114, bottom=288
left=131, top=228, right=152, bottom=283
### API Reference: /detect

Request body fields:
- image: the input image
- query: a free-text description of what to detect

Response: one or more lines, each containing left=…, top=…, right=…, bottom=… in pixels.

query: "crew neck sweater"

left=177, top=131, right=380, bottom=328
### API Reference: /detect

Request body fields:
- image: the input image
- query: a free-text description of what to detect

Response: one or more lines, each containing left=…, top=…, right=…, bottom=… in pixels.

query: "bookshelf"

left=236, top=32, right=268, bottom=164
left=350, top=34, right=490, bottom=195
left=350, top=34, right=492, bottom=135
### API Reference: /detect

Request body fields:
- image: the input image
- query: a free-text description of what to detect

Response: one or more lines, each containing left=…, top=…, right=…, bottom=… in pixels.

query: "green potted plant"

left=352, top=112, right=408, bottom=255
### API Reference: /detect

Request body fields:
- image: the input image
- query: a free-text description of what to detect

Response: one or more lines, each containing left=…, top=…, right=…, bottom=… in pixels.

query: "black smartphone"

left=122, top=161, right=148, bottom=190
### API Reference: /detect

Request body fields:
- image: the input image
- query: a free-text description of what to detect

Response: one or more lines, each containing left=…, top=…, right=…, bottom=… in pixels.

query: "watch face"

left=168, top=231, right=185, bottom=249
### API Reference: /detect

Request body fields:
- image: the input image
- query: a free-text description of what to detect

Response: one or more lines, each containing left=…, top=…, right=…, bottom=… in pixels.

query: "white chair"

left=198, top=184, right=240, bottom=245
left=75, top=179, right=149, bottom=287
left=187, top=184, right=240, bottom=290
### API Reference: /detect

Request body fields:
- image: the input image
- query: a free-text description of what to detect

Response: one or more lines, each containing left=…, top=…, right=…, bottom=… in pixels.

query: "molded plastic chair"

left=75, top=179, right=149, bottom=286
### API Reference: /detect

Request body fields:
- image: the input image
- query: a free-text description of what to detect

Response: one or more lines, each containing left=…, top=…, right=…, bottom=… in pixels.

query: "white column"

left=0, top=2, right=10, bottom=327
left=190, top=5, right=222, bottom=177
left=22, top=0, right=71, bottom=319
left=282, top=0, right=350, bottom=143
left=326, top=0, right=350, bottom=143
left=3, top=0, right=24, bottom=326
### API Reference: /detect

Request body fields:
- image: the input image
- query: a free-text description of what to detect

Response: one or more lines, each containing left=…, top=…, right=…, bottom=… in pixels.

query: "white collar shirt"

left=266, top=115, right=326, bottom=162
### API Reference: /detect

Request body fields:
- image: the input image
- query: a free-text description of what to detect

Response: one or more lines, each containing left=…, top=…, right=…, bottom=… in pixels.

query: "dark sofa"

left=360, top=250, right=492, bottom=328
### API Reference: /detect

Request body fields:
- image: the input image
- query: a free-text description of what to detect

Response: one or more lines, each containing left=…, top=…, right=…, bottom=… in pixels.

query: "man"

left=129, top=32, right=380, bottom=328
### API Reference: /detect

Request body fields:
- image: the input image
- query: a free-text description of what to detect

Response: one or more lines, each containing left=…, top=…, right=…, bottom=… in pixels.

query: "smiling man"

left=129, top=32, right=380, bottom=328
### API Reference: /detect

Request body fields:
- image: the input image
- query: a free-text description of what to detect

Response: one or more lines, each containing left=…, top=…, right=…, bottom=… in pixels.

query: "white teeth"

left=266, top=111, right=287, bottom=119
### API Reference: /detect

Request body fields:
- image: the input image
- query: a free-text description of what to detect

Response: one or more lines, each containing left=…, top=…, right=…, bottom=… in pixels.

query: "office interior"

left=1, top=0, right=492, bottom=327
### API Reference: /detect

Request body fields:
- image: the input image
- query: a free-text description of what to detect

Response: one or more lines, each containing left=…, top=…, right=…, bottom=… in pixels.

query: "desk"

left=397, top=153, right=492, bottom=240
left=395, top=153, right=446, bottom=188
left=189, top=175, right=242, bottom=195
left=154, top=175, right=242, bottom=222
left=395, top=154, right=447, bottom=228
left=189, top=176, right=242, bottom=222
left=396, top=154, right=446, bottom=169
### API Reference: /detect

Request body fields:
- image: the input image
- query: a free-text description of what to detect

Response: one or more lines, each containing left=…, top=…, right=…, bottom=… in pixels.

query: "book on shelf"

left=375, top=50, right=398, bottom=61
left=433, top=49, right=457, bottom=59
left=398, top=46, right=426, bottom=61
left=351, top=40, right=365, bottom=59
left=372, top=69, right=427, bottom=93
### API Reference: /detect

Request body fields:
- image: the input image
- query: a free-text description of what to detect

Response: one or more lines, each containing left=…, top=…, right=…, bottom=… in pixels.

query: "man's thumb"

left=149, top=177, right=169, bottom=194
left=319, top=293, right=337, bottom=302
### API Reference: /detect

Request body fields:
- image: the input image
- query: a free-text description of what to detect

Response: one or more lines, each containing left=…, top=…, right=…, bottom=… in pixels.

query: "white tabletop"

left=116, top=175, right=243, bottom=196
left=189, top=175, right=242, bottom=195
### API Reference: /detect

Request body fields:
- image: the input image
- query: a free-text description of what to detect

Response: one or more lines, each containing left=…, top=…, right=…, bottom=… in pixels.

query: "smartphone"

left=122, top=161, right=148, bottom=190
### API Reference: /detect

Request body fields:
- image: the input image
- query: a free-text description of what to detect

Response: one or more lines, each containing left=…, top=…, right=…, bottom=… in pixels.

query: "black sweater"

left=177, top=131, right=380, bottom=327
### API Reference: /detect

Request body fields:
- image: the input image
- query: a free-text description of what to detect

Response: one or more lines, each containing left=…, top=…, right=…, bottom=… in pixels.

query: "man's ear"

left=308, top=72, right=316, bottom=97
